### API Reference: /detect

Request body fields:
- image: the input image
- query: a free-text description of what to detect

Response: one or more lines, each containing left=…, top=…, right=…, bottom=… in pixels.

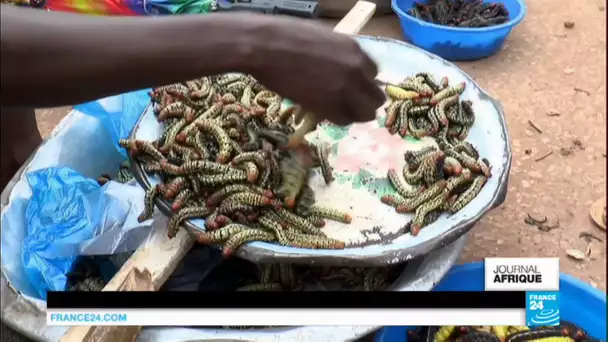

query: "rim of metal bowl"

left=129, top=35, right=512, bottom=267
left=391, top=0, right=527, bottom=32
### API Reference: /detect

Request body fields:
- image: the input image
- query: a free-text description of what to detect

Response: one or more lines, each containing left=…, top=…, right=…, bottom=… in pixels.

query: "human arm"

left=0, top=6, right=384, bottom=125
left=0, top=6, right=265, bottom=107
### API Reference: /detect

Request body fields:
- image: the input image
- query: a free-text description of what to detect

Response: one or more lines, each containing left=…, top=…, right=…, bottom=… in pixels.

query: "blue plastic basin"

left=375, top=261, right=607, bottom=342
left=391, top=0, right=527, bottom=61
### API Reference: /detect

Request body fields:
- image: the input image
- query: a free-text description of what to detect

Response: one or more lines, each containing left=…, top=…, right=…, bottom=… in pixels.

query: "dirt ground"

left=33, top=0, right=607, bottom=291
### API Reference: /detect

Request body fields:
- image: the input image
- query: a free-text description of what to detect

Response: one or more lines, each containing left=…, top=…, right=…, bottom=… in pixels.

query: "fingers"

left=357, top=53, right=385, bottom=106
left=358, top=46, right=380, bottom=81
left=344, top=85, right=382, bottom=124
left=355, top=76, right=385, bottom=117
left=344, top=43, right=385, bottom=123
left=344, top=69, right=385, bottom=124
left=346, top=39, right=382, bottom=100
left=328, top=103, right=354, bottom=126
left=315, top=74, right=384, bottom=126
left=323, top=83, right=381, bottom=126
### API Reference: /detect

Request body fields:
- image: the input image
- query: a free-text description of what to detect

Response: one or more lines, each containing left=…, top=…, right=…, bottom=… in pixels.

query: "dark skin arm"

left=0, top=6, right=385, bottom=125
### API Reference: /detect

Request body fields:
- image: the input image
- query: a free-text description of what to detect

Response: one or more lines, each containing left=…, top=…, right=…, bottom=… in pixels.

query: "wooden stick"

left=61, top=268, right=154, bottom=342
left=59, top=230, right=193, bottom=342
left=59, top=3, right=377, bottom=341
left=332, top=0, right=377, bottom=35
left=101, top=229, right=193, bottom=292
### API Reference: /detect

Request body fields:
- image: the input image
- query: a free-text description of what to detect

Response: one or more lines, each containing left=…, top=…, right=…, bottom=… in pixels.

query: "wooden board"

left=59, top=230, right=193, bottom=342
left=333, top=1, right=377, bottom=35
left=59, top=3, right=376, bottom=341
left=59, top=268, right=155, bottom=342
left=318, top=0, right=392, bottom=18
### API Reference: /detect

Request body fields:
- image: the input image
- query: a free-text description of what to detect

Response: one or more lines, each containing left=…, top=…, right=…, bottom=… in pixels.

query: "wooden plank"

left=59, top=3, right=376, bottom=341
left=59, top=230, right=193, bottom=342
left=61, top=268, right=154, bottom=342
left=101, top=229, right=194, bottom=292
left=332, top=1, right=377, bottom=35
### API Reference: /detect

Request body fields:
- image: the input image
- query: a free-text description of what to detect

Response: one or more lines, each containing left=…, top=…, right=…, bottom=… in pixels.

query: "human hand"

left=244, top=15, right=385, bottom=126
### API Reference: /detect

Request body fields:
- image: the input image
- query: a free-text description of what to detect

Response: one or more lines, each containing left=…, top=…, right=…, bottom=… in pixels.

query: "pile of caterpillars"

left=235, top=263, right=400, bottom=292
left=65, top=256, right=107, bottom=292
left=96, top=160, right=134, bottom=186
left=409, top=322, right=600, bottom=342
left=120, top=73, right=353, bottom=258
left=407, top=0, right=510, bottom=28
left=380, top=72, right=492, bottom=236
left=219, top=263, right=404, bottom=329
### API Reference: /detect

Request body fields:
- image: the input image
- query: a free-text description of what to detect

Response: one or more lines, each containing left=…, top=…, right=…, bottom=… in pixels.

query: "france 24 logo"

left=526, top=291, right=560, bottom=327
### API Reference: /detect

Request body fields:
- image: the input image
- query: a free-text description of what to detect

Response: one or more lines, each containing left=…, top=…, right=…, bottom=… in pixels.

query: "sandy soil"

left=34, top=0, right=606, bottom=290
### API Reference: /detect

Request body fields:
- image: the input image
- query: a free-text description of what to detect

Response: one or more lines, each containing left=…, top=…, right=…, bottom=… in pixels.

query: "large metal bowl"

left=1, top=106, right=467, bottom=342
left=0, top=145, right=468, bottom=339
left=130, top=35, right=511, bottom=266
left=1, top=234, right=467, bottom=342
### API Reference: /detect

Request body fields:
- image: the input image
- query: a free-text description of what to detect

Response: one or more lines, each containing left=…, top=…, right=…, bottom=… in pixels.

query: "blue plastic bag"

left=74, top=89, right=151, bottom=158
left=21, top=167, right=101, bottom=299
left=19, top=165, right=159, bottom=300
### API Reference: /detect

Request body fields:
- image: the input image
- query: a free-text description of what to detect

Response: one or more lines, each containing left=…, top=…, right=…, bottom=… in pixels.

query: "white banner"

left=47, top=308, right=526, bottom=326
